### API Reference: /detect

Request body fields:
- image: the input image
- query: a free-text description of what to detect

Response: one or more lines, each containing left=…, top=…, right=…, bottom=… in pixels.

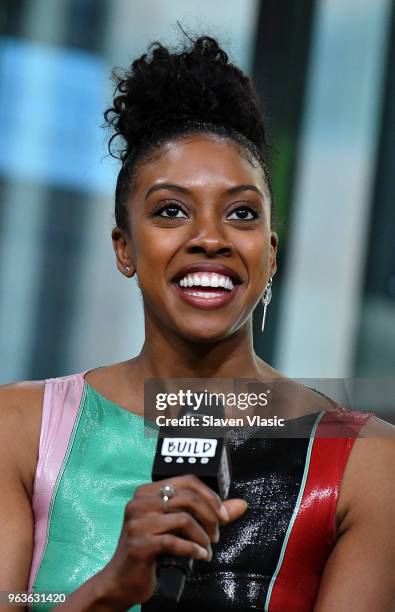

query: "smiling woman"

left=111, top=133, right=277, bottom=342
left=1, top=35, right=395, bottom=612
left=105, top=37, right=277, bottom=345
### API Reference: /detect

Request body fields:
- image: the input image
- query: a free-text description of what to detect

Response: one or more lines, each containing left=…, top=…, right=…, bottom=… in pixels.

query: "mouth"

left=171, top=268, right=242, bottom=310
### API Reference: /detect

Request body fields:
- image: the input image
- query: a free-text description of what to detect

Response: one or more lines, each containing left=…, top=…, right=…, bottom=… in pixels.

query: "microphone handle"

left=156, top=555, right=194, bottom=602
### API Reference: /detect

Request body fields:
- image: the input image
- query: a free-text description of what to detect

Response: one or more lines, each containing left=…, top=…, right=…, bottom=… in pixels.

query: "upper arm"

left=0, top=382, right=43, bottom=610
left=314, top=432, right=395, bottom=612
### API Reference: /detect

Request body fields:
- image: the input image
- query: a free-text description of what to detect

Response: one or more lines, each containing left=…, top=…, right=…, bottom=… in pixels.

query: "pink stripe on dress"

left=28, top=372, right=87, bottom=592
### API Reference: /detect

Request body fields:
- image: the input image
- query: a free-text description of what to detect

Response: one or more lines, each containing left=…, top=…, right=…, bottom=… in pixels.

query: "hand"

left=99, top=474, right=247, bottom=608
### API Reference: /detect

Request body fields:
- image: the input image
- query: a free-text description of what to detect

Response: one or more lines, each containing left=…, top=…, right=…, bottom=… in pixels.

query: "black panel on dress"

left=143, top=413, right=319, bottom=611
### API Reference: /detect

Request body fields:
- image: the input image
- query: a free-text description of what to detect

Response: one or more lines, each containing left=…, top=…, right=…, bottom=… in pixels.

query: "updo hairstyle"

left=104, top=36, right=272, bottom=234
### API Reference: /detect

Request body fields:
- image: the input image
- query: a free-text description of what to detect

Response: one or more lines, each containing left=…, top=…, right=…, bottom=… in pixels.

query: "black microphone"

left=151, top=396, right=231, bottom=602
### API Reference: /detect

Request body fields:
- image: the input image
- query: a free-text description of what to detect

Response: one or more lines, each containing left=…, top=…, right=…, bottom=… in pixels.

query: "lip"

left=171, top=262, right=243, bottom=284
left=172, top=282, right=241, bottom=309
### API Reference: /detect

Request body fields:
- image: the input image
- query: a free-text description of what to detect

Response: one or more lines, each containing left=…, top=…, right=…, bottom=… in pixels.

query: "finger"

left=171, top=475, right=223, bottom=517
left=151, top=475, right=226, bottom=524
left=135, top=475, right=221, bottom=513
left=128, top=512, right=212, bottom=554
left=134, top=476, right=243, bottom=526
left=171, top=477, right=248, bottom=526
left=167, top=490, right=220, bottom=542
left=156, top=533, right=211, bottom=561
left=222, top=499, right=248, bottom=522
left=129, top=492, right=220, bottom=542
left=134, top=534, right=211, bottom=563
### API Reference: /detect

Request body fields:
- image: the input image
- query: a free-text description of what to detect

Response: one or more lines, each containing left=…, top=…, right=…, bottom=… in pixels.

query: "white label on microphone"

left=161, top=438, right=218, bottom=458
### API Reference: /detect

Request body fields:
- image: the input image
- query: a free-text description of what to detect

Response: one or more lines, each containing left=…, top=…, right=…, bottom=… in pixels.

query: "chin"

left=178, top=324, right=235, bottom=344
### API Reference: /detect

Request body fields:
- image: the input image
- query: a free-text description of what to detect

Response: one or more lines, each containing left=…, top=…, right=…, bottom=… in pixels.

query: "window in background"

left=274, top=0, right=392, bottom=379
left=251, top=0, right=317, bottom=364
left=0, top=0, right=259, bottom=383
left=355, top=7, right=395, bottom=380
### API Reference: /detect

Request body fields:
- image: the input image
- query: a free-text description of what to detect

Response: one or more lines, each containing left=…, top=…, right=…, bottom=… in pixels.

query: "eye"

left=228, top=206, right=259, bottom=221
left=155, top=204, right=188, bottom=219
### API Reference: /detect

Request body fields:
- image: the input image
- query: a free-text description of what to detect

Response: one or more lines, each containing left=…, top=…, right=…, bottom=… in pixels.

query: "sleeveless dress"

left=28, top=372, right=371, bottom=611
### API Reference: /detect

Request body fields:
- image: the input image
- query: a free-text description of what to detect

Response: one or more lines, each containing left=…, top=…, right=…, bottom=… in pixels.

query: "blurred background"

left=0, top=0, right=394, bottom=412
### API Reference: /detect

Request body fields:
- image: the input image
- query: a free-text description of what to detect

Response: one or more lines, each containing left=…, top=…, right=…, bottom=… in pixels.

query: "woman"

left=1, top=36, right=395, bottom=612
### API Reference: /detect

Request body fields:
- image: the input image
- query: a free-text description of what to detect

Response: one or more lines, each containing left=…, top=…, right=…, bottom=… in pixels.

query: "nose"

left=185, top=216, right=234, bottom=257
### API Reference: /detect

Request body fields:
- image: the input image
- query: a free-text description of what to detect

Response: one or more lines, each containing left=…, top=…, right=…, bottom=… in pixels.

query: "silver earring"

left=261, top=277, right=273, bottom=332
left=125, top=266, right=130, bottom=273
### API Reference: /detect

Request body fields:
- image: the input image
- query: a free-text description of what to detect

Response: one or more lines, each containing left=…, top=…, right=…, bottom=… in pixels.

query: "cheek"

left=132, top=226, right=186, bottom=277
left=235, top=232, right=270, bottom=273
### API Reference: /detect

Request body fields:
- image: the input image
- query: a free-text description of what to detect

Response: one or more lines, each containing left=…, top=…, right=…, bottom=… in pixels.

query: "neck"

left=137, top=318, right=265, bottom=380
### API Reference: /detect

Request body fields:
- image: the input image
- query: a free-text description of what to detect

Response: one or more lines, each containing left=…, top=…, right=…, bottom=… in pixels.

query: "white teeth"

left=178, top=272, right=235, bottom=290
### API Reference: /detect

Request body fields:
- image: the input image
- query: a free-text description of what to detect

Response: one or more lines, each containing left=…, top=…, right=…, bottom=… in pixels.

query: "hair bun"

left=105, top=36, right=267, bottom=161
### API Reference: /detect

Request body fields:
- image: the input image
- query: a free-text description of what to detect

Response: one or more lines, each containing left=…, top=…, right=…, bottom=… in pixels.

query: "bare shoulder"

left=336, top=415, right=395, bottom=537
left=0, top=378, right=45, bottom=406
left=314, top=417, right=395, bottom=610
left=0, top=380, right=44, bottom=499
left=0, top=381, right=44, bottom=592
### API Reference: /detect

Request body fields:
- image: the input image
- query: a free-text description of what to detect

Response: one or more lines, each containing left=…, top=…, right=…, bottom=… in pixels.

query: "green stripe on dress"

left=33, top=383, right=158, bottom=611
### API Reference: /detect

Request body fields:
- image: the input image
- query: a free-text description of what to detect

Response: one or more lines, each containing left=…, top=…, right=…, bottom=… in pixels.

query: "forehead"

left=133, top=134, right=268, bottom=197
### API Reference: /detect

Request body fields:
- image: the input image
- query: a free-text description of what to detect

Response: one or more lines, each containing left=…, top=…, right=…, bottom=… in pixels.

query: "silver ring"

left=160, top=483, right=176, bottom=513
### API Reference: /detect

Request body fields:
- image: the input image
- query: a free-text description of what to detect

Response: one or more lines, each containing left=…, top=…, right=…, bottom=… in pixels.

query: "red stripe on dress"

left=267, top=408, right=371, bottom=611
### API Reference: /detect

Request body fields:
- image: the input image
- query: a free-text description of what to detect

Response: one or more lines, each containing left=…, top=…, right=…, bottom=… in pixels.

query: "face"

left=113, top=134, right=278, bottom=342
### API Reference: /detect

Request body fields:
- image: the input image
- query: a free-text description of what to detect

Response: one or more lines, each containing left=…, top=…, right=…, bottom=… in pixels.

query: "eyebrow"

left=145, top=182, right=264, bottom=200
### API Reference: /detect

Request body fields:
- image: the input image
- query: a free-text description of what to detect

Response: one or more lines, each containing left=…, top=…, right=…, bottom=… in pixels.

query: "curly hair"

left=104, top=36, right=272, bottom=234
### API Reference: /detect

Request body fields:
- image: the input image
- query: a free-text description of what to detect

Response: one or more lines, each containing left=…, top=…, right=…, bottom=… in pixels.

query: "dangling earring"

left=261, top=276, right=273, bottom=332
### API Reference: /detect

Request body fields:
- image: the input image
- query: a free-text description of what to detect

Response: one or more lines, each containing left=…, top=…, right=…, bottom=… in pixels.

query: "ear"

left=269, top=231, right=278, bottom=278
left=112, top=226, right=135, bottom=278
